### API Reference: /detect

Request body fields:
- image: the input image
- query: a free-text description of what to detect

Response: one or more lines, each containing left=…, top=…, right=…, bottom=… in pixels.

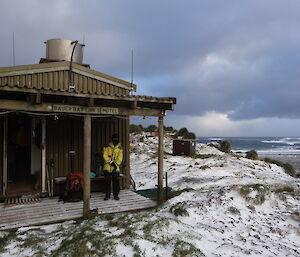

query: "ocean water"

left=197, top=137, right=300, bottom=155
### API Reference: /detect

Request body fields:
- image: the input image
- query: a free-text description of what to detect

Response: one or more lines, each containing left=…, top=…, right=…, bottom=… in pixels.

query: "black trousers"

left=103, top=171, right=120, bottom=197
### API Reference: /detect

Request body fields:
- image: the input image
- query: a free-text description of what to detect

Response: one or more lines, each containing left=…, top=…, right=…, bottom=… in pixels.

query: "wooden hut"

left=0, top=39, right=176, bottom=224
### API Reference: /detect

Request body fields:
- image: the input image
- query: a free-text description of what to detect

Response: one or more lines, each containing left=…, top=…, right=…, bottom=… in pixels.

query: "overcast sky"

left=1, top=0, right=300, bottom=136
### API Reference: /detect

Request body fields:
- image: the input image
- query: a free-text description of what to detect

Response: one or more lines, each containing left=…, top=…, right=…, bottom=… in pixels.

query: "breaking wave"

left=199, top=137, right=300, bottom=155
left=261, top=137, right=300, bottom=146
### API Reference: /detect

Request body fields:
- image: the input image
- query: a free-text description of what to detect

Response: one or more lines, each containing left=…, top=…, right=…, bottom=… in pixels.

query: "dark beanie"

left=112, top=133, right=119, bottom=140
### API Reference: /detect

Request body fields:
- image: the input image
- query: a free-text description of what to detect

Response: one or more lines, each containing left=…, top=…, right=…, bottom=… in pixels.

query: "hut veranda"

left=0, top=39, right=176, bottom=219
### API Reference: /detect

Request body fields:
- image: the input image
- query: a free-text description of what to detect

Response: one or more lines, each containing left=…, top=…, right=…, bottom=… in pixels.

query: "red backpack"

left=61, top=172, right=84, bottom=202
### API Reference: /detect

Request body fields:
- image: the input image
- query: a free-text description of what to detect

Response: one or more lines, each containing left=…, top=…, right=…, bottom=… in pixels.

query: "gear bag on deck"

left=60, top=172, right=84, bottom=202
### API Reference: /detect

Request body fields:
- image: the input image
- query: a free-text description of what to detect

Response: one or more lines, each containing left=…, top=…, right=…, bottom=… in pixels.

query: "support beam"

left=88, top=97, right=94, bottom=107
left=83, top=115, right=91, bottom=218
left=0, top=99, right=167, bottom=117
left=36, top=93, right=42, bottom=104
left=26, top=94, right=35, bottom=104
left=0, top=87, right=175, bottom=107
left=131, top=100, right=137, bottom=109
left=157, top=115, right=164, bottom=204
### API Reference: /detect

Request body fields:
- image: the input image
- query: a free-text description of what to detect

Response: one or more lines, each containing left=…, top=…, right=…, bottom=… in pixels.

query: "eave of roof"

left=0, top=85, right=176, bottom=111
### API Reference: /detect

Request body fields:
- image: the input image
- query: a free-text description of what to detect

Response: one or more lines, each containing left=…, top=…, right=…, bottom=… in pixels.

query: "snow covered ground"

left=130, top=136, right=300, bottom=256
left=0, top=135, right=299, bottom=256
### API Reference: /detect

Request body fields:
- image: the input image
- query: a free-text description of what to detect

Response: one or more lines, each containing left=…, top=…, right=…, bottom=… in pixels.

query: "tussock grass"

left=273, top=185, right=295, bottom=201
left=227, top=206, right=241, bottom=216
left=246, top=150, right=258, bottom=160
left=219, top=141, right=232, bottom=153
left=0, top=231, right=16, bottom=254
left=264, top=158, right=296, bottom=177
left=240, top=183, right=296, bottom=205
left=291, top=212, right=300, bottom=222
left=239, top=184, right=269, bottom=205
left=274, top=186, right=294, bottom=194
left=170, top=202, right=189, bottom=217
left=172, top=240, right=205, bottom=256
left=192, top=154, right=216, bottom=159
left=170, top=188, right=194, bottom=198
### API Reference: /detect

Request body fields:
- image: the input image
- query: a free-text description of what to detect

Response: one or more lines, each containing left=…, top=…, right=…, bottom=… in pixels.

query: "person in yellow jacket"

left=102, top=133, right=123, bottom=200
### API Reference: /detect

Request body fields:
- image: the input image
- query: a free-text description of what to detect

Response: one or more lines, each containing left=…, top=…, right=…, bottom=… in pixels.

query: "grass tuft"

left=170, top=202, right=189, bottom=217
left=170, top=188, right=194, bottom=198
left=246, top=150, right=258, bottom=160
left=274, top=186, right=294, bottom=194
left=291, top=212, right=300, bottom=222
left=172, top=240, right=205, bottom=257
left=264, top=158, right=296, bottom=177
left=200, top=165, right=210, bottom=170
left=192, top=154, right=216, bottom=159
left=239, top=184, right=269, bottom=205
left=0, top=231, right=17, bottom=254
left=227, top=206, right=241, bottom=216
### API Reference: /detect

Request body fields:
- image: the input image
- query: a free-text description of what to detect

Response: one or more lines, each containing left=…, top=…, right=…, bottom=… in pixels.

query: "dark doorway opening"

left=6, top=113, right=36, bottom=195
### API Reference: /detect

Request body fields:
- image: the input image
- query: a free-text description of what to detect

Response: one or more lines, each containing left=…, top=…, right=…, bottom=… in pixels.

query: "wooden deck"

left=0, top=190, right=157, bottom=230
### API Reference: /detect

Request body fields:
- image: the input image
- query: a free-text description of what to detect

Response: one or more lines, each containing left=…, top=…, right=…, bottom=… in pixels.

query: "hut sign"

left=52, top=104, right=119, bottom=115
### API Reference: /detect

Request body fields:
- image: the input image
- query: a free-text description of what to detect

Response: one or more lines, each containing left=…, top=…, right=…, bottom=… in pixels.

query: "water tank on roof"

left=45, top=39, right=84, bottom=63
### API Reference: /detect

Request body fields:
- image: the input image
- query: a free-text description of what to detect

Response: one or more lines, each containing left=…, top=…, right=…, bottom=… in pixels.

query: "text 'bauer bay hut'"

left=0, top=39, right=176, bottom=228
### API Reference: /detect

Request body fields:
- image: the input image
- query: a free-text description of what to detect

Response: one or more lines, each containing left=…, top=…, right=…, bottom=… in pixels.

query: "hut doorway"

left=5, top=113, right=41, bottom=195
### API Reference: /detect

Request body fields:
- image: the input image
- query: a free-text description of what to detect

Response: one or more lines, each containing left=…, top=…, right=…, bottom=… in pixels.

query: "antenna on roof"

left=12, top=32, right=15, bottom=66
left=83, top=34, right=85, bottom=45
left=131, top=49, right=134, bottom=84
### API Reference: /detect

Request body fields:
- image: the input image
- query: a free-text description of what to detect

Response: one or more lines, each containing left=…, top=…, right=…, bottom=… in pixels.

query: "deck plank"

left=0, top=190, right=157, bottom=230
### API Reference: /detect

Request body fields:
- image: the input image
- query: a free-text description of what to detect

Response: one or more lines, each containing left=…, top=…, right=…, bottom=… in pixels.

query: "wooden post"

left=83, top=115, right=91, bottom=218
left=41, top=117, right=47, bottom=193
left=2, top=115, right=7, bottom=196
left=157, top=115, right=164, bottom=204
left=125, top=118, right=131, bottom=189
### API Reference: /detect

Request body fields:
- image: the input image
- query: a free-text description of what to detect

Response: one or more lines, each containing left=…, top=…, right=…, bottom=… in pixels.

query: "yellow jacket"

left=103, top=142, right=123, bottom=172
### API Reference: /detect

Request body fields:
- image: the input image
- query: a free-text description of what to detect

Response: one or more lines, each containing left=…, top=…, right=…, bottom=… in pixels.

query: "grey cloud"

left=1, top=0, right=300, bottom=122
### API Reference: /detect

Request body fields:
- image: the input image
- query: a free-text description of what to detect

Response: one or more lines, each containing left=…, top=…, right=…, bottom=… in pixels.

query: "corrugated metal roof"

left=0, top=61, right=136, bottom=91
left=0, top=61, right=176, bottom=106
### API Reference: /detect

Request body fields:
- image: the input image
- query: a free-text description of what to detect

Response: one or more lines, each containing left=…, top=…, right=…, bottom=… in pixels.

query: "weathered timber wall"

left=46, top=116, right=129, bottom=183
